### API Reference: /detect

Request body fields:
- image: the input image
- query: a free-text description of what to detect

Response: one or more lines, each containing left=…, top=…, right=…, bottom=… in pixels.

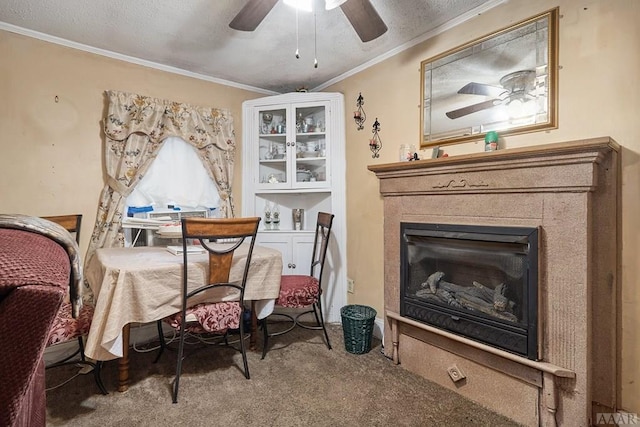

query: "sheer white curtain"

left=126, top=136, right=221, bottom=211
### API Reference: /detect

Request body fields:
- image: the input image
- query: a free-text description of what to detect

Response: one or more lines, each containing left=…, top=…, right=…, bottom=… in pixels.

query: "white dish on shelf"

left=301, top=151, right=319, bottom=158
left=296, top=170, right=312, bottom=181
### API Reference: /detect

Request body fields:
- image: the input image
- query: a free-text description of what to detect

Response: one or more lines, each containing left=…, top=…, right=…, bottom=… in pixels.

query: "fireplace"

left=400, top=223, right=538, bottom=359
left=369, top=138, right=620, bottom=426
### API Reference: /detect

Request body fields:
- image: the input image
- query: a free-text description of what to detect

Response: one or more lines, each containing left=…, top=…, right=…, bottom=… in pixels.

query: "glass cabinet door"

left=257, top=106, right=289, bottom=187
left=292, top=102, right=329, bottom=187
left=256, top=101, right=330, bottom=190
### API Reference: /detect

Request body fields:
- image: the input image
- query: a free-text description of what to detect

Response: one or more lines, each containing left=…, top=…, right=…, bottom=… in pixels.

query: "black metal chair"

left=155, top=216, right=260, bottom=403
left=261, top=211, right=335, bottom=359
left=43, top=214, right=107, bottom=395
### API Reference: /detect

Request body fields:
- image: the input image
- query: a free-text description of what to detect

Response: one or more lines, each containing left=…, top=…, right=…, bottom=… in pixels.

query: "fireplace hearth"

left=400, top=223, right=538, bottom=359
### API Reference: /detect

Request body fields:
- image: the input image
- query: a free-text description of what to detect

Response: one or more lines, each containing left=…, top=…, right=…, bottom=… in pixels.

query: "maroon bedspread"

left=0, top=213, right=83, bottom=317
left=0, top=228, right=69, bottom=427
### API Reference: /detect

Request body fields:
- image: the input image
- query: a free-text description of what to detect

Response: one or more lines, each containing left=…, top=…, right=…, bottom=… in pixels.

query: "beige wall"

left=0, top=30, right=263, bottom=252
left=1, top=0, right=638, bottom=414
left=327, top=0, right=640, bottom=413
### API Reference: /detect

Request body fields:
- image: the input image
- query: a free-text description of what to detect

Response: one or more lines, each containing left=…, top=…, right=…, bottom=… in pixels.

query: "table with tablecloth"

left=83, top=244, right=282, bottom=390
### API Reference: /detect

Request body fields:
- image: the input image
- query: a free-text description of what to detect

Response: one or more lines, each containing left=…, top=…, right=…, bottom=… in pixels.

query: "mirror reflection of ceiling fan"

left=229, top=0, right=388, bottom=43
left=445, top=70, right=538, bottom=120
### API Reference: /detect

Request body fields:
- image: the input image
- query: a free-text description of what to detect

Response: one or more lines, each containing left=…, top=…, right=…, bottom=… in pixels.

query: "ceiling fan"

left=445, top=70, right=538, bottom=120
left=229, top=0, right=388, bottom=43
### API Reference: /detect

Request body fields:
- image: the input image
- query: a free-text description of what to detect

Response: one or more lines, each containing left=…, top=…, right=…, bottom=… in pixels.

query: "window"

left=126, top=136, right=220, bottom=212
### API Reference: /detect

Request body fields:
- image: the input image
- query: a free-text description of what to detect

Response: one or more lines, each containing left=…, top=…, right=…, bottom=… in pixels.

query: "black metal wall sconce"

left=369, top=118, right=382, bottom=158
left=353, top=92, right=366, bottom=130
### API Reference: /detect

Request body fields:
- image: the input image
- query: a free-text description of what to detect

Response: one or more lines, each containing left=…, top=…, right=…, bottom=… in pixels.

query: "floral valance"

left=104, top=90, right=234, bottom=151
left=84, top=91, right=238, bottom=275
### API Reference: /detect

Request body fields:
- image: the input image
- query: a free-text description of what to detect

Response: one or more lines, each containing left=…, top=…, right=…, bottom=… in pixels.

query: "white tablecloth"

left=84, top=244, right=282, bottom=361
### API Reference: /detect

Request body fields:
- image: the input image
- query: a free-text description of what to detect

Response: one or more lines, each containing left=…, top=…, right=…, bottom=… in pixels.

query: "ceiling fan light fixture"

left=284, top=0, right=313, bottom=12
left=507, top=97, right=536, bottom=121
left=325, top=0, right=347, bottom=10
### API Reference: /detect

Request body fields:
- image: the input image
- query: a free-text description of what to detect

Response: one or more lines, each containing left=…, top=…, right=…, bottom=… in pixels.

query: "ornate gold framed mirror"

left=420, top=8, right=559, bottom=148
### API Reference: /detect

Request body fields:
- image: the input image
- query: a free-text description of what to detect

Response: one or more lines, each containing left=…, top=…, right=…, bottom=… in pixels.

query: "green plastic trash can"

left=341, top=304, right=377, bottom=354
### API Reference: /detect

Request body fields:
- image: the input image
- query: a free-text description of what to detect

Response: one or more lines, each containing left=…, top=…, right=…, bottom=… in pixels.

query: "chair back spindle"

left=309, top=211, right=334, bottom=282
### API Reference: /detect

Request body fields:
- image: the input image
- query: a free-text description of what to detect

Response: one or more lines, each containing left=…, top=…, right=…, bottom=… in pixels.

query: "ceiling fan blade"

left=446, top=99, right=501, bottom=120
left=340, top=0, right=388, bottom=42
left=229, top=0, right=279, bottom=31
left=457, top=82, right=507, bottom=98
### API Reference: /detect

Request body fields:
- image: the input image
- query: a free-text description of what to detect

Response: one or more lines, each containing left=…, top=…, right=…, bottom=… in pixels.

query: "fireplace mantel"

left=369, top=137, right=620, bottom=426
left=368, top=137, right=618, bottom=194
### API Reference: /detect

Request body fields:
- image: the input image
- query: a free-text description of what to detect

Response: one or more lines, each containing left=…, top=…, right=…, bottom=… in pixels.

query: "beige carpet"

left=46, top=324, right=521, bottom=426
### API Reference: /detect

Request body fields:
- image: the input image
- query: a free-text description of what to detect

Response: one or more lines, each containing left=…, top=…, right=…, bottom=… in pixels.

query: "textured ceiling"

left=0, top=0, right=502, bottom=94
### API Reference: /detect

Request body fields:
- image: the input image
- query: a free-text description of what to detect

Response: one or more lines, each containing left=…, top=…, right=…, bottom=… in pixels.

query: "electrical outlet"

left=347, top=278, right=355, bottom=293
left=447, top=365, right=466, bottom=383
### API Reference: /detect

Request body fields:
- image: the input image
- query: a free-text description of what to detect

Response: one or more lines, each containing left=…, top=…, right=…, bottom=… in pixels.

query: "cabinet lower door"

left=256, top=233, right=314, bottom=276
left=256, top=236, right=290, bottom=276
left=291, top=235, right=314, bottom=276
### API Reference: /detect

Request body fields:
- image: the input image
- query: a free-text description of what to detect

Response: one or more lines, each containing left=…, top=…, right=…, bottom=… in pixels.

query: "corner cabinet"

left=241, top=92, right=347, bottom=323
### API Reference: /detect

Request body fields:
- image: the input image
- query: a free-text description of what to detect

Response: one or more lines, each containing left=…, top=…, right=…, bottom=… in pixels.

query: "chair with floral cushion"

left=155, top=216, right=260, bottom=403
left=43, top=214, right=107, bottom=395
left=261, top=212, right=335, bottom=359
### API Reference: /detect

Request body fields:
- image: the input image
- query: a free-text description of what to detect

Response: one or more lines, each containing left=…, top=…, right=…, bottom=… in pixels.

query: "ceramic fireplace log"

left=417, top=271, right=518, bottom=322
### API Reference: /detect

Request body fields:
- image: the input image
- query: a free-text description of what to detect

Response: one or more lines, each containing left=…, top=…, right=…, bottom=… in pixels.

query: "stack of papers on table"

left=122, top=216, right=174, bottom=229
left=166, top=245, right=206, bottom=255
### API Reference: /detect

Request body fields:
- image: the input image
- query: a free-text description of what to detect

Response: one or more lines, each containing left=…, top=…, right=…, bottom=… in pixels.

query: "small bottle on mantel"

left=484, top=131, right=499, bottom=152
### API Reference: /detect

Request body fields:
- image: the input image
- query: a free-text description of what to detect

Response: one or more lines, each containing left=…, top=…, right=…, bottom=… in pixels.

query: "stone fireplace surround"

left=369, top=138, right=620, bottom=426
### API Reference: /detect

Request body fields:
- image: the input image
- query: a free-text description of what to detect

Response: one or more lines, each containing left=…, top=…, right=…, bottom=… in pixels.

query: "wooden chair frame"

left=42, top=214, right=107, bottom=395
left=157, top=217, right=260, bottom=403
left=261, top=212, right=335, bottom=359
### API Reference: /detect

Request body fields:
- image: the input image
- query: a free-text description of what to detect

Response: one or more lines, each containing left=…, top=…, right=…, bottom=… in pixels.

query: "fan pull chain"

left=313, top=12, right=318, bottom=68
left=295, top=8, right=300, bottom=59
